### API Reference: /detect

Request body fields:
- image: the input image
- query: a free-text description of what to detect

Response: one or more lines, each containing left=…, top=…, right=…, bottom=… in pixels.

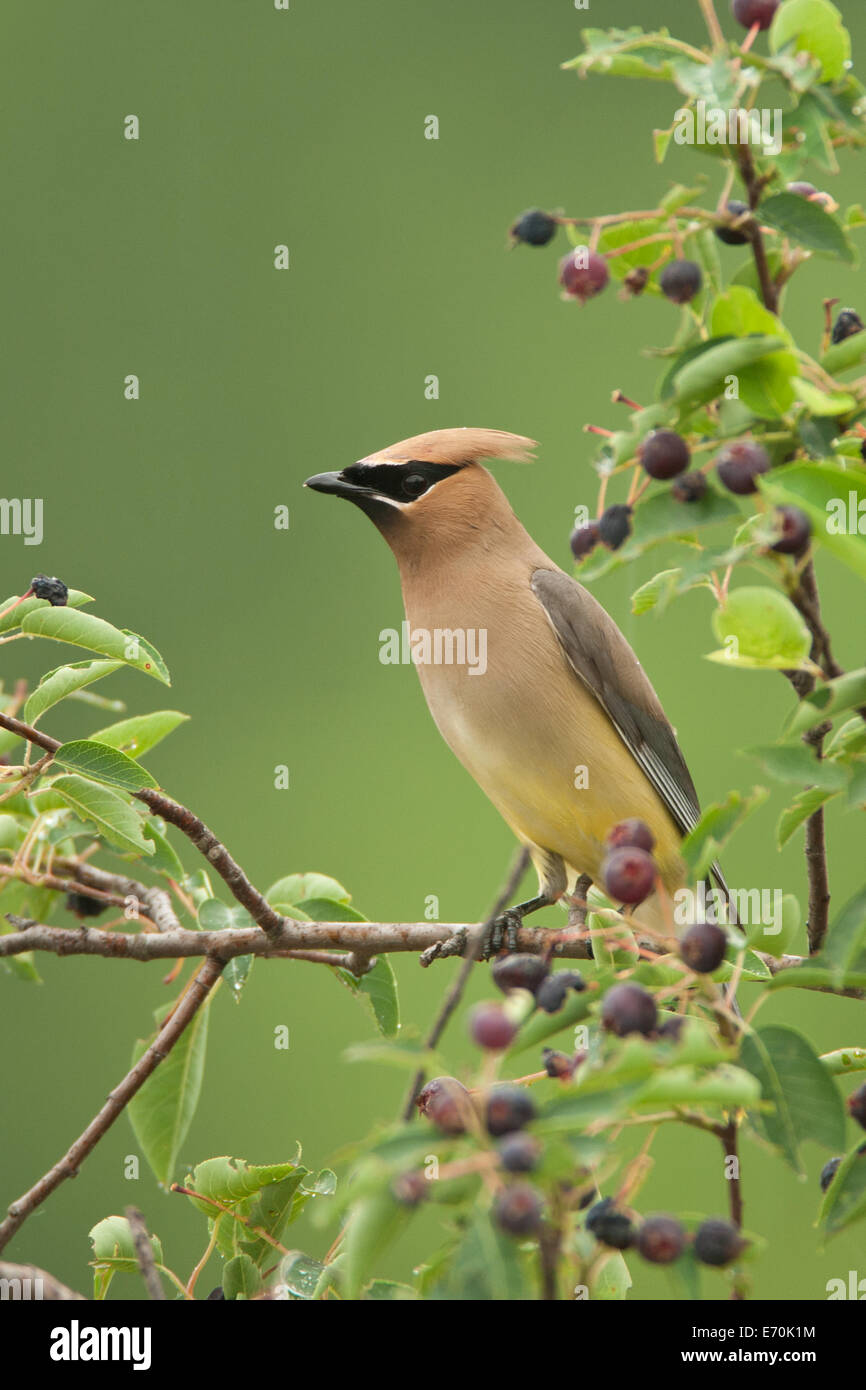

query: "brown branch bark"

left=125, top=1205, right=166, bottom=1300
left=0, top=1259, right=85, bottom=1300
left=0, top=954, right=224, bottom=1255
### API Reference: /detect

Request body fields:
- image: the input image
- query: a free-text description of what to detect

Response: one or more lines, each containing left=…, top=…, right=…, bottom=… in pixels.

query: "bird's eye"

left=402, top=472, right=428, bottom=499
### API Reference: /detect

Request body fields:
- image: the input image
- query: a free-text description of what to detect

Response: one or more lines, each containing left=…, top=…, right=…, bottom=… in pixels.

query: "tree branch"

left=0, top=1259, right=85, bottom=1301
left=0, top=954, right=224, bottom=1254
left=125, top=1205, right=166, bottom=1300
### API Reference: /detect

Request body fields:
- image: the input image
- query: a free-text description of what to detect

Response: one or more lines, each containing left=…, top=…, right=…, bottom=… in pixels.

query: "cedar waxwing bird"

left=306, top=428, right=723, bottom=951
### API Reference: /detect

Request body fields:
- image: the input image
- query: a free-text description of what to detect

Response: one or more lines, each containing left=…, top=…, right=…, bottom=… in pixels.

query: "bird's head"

left=305, top=428, right=537, bottom=558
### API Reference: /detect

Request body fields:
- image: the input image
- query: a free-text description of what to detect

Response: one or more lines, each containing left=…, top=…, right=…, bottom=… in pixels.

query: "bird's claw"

left=483, top=908, right=523, bottom=959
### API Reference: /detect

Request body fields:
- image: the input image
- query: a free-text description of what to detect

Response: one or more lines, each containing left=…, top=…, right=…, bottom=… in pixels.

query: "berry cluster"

left=587, top=1197, right=747, bottom=1268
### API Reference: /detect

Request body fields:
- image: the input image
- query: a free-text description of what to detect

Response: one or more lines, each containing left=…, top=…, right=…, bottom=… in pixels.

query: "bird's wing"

left=530, top=568, right=701, bottom=837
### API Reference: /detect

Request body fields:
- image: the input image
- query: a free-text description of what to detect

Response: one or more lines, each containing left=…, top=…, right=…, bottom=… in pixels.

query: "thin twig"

left=125, top=1206, right=166, bottom=1300
left=0, top=954, right=224, bottom=1254
left=0, top=1260, right=85, bottom=1301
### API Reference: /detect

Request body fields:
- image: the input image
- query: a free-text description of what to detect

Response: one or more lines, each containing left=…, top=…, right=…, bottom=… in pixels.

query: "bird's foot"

left=482, top=908, right=524, bottom=958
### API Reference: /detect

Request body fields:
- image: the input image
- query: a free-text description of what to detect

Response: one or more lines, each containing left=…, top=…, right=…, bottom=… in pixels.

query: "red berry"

left=559, top=247, right=609, bottom=304
left=636, top=1215, right=686, bottom=1264
left=671, top=470, right=708, bottom=503
left=601, top=982, right=658, bottom=1038
left=770, top=505, right=810, bottom=555
left=570, top=521, right=600, bottom=561
left=605, top=819, right=655, bottom=854
left=391, top=1171, right=427, bottom=1206
left=659, top=260, right=702, bottom=304
left=602, top=847, right=656, bottom=906
left=848, top=1083, right=866, bottom=1130
left=416, top=1076, right=472, bottom=1136
left=542, top=1048, right=576, bottom=1080
left=715, top=439, right=770, bottom=495
left=731, top=0, right=779, bottom=30
left=470, top=1003, right=517, bottom=1051
left=679, top=922, right=728, bottom=974
left=493, top=1184, right=544, bottom=1236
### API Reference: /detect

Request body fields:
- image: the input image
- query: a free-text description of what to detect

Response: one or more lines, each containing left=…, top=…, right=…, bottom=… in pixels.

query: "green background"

left=2, top=0, right=865, bottom=1300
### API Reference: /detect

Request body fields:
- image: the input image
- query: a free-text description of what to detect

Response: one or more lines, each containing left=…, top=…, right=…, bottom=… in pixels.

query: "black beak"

left=304, top=470, right=361, bottom=499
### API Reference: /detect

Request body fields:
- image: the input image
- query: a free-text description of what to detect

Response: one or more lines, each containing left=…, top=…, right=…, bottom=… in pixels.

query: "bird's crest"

left=360, top=428, right=537, bottom=467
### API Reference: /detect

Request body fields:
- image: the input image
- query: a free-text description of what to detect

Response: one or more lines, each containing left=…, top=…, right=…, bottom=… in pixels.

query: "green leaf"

left=674, top=336, right=788, bottom=405
left=24, top=660, right=124, bottom=724
left=821, top=1048, right=866, bottom=1076
left=819, top=1138, right=866, bottom=1237
left=363, top=1279, right=417, bottom=1300
left=343, top=1186, right=409, bottom=1301
left=427, top=1210, right=532, bottom=1301
left=507, top=982, right=596, bottom=1057
left=739, top=1025, right=847, bottom=1174
left=589, top=1250, right=633, bottom=1301
left=758, top=192, right=854, bottom=262
left=708, top=587, right=812, bottom=671
left=334, top=952, right=400, bottom=1039
left=681, top=788, right=768, bottom=879
left=630, top=568, right=682, bottom=615
left=52, top=740, right=158, bottom=792
left=184, top=1155, right=304, bottom=1209
left=562, top=27, right=680, bottom=83
left=142, top=822, right=186, bottom=879
left=746, top=743, right=847, bottom=791
left=0, top=587, right=92, bottom=637
left=820, top=330, right=866, bottom=375
left=89, top=711, right=189, bottom=758
left=51, top=774, right=154, bottom=855
left=20, top=608, right=170, bottom=684
left=791, top=376, right=856, bottom=416
left=577, top=486, right=739, bottom=582
left=128, top=994, right=212, bottom=1185
left=88, top=1215, right=163, bottom=1277
left=265, top=872, right=351, bottom=909
left=822, top=885, right=866, bottom=987
left=759, top=463, right=866, bottom=582
left=777, top=786, right=835, bottom=848
left=770, top=0, right=851, bottom=83
left=785, top=669, right=866, bottom=738
left=222, top=1254, right=261, bottom=1300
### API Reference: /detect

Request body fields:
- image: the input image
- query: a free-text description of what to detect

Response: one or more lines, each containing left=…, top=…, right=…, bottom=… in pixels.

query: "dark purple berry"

left=559, top=247, right=609, bottom=304
left=860, top=439, right=866, bottom=463
left=770, top=505, right=810, bottom=555
left=601, top=982, right=658, bottom=1038
left=542, top=1048, right=576, bottom=1080
left=65, top=891, right=108, bottom=919
left=586, top=1197, right=635, bottom=1250
left=557, top=970, right=586, bottom=993
left=206, top=1286, right=226, bottom=1300
left=715, top=200, right=751, bottom=246
left=31, top=575, right=68, bottom=606
left=659, top=260, right=703, bottom=305
left=570, top=521, right=600, bottom=561
left=679, top=922, right=728, bottom=974
left=493, top=1184, right=544, bottom=1236
left=715, top=439, right=770, bottom=495
left=470, top=1003, right=517, bottom=1051
left=498, top=1132, right=542, bottom=1173
left=391, top=1171, right=427, bottom=1207
left=605, top=819, right=655, bottom=854
left=848, top=1083, right=866, bottom=1130
left=731, top=0, right=779, bottom=31
left=820, top=1157, right=841, bottom=1193
left=786, top=181, right=817, bottom=198
left=485, top=1084, right=536, bottom=1137
left=598, top=503, right=632, bottom=551
left=535, top=974, right=569, bottom=1014
left=602, top=847, right=656, bottom=906
left=639, top=430, right=690, bottom=480
left=831, top=309, right=864, bottom=345
left=657, top=1015, right=686, bottom=1043
left=416, top=1076, right=472, bottom=1136
left=636, top=1214, right=686, bottom=1264
left=491, top=953, right=549, bottom=997
left=671, top=470, right=708, bottom=503
left=694, top=1217, right=747, bottom=1267
left=511, top=209, right=557, bottom=247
